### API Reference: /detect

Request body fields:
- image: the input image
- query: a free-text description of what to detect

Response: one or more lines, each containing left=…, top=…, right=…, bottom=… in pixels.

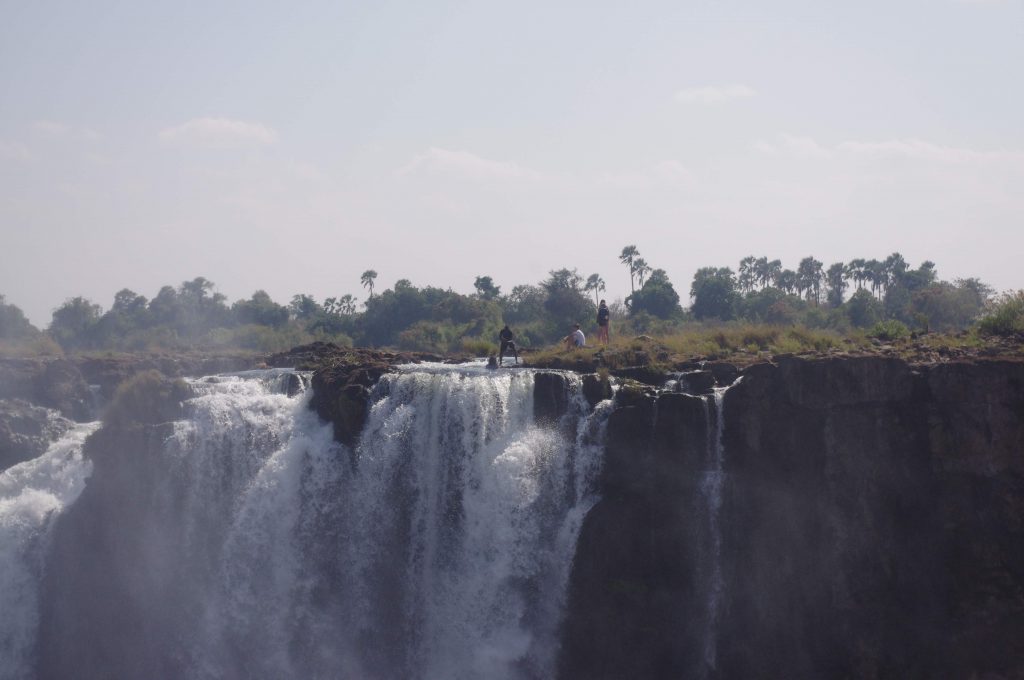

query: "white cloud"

left=758, top=134, right=1024, bottom=165
left=397, top=147, right=548, bottom=181
left=837, top=139, right=1024, bottom=164
left=674, top=84, right=756, bottom=104
left=158, top=117, right=278, bottom=148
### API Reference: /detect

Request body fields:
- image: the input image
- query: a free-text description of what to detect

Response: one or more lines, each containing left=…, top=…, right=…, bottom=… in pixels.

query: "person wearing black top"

left=498, top=325, right=518, bottom=366
left=596, top=300, right=610, bottom=345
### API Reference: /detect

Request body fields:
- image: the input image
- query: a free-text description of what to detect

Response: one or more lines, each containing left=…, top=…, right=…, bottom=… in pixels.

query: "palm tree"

left=777, top=269, right=797, bottom=295
left=619, top=245, right=639, bottom=293
left=826, top=262, right=848, bottom=307
left=585, top=273, right=606, bottom=306
left=738, top=256, right=757, bottom=294
left=753, top=257, right=769, bottom=289
left=797, top=257, right=824, bottom=303
left=766, top=259, right=783, bottom=288
left=864, top=259, right=884, bottom=299
left=360, top=270, right=378, bottom=298
left=847, top=258, right=867, bottom=290
left=632, top=258, right=652, bottom=288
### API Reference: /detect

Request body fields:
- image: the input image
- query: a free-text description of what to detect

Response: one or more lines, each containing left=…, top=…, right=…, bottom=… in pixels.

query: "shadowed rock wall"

left=560, top=357, right=1024, bottom=680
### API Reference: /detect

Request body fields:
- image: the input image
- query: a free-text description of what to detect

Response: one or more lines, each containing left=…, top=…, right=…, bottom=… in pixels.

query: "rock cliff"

left=560, top=356, right=1024, bottom=679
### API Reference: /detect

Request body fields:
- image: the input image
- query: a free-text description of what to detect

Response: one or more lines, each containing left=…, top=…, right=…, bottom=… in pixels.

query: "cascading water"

left=696, top=381, right=738, bottom=677
left=0, top=421, right=97, bottom=680
left=13, top=364, right=608, bottom=680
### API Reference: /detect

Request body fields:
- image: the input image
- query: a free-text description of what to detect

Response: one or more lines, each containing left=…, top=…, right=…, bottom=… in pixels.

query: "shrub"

left=868, top=319, right=910, bottom=342
left=104, top=370, right=192, bottom=428
left=977, top=291, right=1024, bottom=337
left=461, top=337, right=495, bottom=357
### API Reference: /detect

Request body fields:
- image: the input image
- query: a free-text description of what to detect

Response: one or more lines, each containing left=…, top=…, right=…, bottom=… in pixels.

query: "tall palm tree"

left=360, top=269, right=378, bottom=299
left=738, top=256, right=757, bottom=294
left=632, top=258, right=652, bottom=288
left=766, top=259, right=783, bottom=288
left=585, top=273, right=606, bottom=306
left=847, top=258, right=867, bottom=290
left=619, top=245, right=639, bottom=293
left=753, top=256, right=769, bottom=289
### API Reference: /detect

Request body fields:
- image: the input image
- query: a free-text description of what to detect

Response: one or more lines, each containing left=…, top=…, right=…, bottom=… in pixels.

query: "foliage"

left=690, top=267, right=739, bottom=320
left=49, top=297, right=103, bottom=350
left=0, top=294, right=40, bottom=340
left=868, top=319, right=910, bottom=342
left=977, top=291, right=1024, bottom=337
left=103, top=370, right=191, bottom=429
left=846, top=289, right=882, bottom=328
left=627, top=269, right=681, bottom=319
left=473, top=276, right=501, bottom=300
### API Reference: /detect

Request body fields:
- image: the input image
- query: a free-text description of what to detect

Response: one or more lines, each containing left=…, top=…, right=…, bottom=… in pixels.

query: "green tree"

left=541, top=268, right=592, bottom=325
left=473, top=276, right=501, bottom=300
left=232, top=290, right=289, bottom=328
left=738, top=256, right=757, bottom=293
left=690, top=267, right=738, bottom=320
left=0, top=295, right=38, bottom=340
left=846, top=288, right=881, bottom=327
left=628, top=269, right=681, bottom=318
left=825, top=262, right=848, bottom=307
left=361, top=270, right=378, bottom=299
left=584, top=273, right=606, bottom=306
left=50, top=297, right=102, bottom=349
left=631, top=258, right=652, bottom=288
left=619, top=245, right=639, bottom=293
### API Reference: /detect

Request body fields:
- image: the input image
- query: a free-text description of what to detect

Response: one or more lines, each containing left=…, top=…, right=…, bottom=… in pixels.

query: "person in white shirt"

left=564, top=323, right=585, bottom=350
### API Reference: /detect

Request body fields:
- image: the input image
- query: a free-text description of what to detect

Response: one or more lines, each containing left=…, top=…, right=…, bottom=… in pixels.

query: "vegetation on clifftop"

left=1, top=248, right=1021, bottom=358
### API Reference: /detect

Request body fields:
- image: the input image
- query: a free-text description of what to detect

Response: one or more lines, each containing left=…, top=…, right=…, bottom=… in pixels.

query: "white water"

left=151, top=364, right=606, bottom=680
left=696, top=380, right=739, bottom=676
left=0, top=422, right=97, bottom=680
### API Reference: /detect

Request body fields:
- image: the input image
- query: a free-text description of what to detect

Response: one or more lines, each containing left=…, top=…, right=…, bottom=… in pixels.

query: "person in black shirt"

left=596, top=299, right=610, bottom=345
left=498, top=325, right=519, bottom=366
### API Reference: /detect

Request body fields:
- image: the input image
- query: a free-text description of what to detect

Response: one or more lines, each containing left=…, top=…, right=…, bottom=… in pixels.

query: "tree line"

left=0, top=247, right=1017, bottom=355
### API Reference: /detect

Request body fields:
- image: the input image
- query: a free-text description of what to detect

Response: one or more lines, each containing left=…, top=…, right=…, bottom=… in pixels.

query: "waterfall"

left=194, top=363, right=608, bottom=680
left=697, top=380, right=738, bottom=676
left=0, top=422, right=97, bottom=680
left=13, top=364, right=606, bottom=680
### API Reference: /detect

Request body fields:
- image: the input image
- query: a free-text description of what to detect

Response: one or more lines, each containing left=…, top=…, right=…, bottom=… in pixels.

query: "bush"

left=461, top=337, right=496, bottom=357
left=104, top=370, right=192, bottom=428
left=868, top=319, right=909, bottom=342
left=977, top=291, right=1024, bottom=337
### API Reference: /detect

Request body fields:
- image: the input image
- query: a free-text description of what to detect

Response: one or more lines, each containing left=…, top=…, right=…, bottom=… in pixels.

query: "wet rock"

left=707, top=361, right=739, bottom=387
left=534, top=371, right=570, bottom=425
left=562, top=354, right=1024, bottom=680
left=611, top=365, right=666, bottom=386
left=679, top=369, right=715, bottom=394
left=0, top=399, right=75, bottom=471
left=581, top=373, right=613, bottom=408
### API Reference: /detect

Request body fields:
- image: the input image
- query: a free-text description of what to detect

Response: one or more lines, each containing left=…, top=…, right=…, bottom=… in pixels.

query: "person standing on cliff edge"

left=596, top=299, right=610, bottom=345
left=498, top=324, right=518, bottom=366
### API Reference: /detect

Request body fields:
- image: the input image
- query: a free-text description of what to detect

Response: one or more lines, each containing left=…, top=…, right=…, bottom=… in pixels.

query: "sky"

left=1, top=0, right=1022, bottom=327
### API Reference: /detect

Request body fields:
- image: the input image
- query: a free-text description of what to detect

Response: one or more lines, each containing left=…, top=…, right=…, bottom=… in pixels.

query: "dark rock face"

left=581, top=373, right=613, bottom=408
left=534, top=371, right=571, bottom=425
left=561, top=357, right=1024, bottom=680
left=0, top=358, right=93, bottom=421
left=307, top=347, right=452, bottom=446
left=36, top=372, right=192, bottom=680
left=0, top=399, right=74, bottom=470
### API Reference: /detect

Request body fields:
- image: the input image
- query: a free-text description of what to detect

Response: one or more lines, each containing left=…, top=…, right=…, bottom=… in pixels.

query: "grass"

left=523, top=322, right=871, bottom=371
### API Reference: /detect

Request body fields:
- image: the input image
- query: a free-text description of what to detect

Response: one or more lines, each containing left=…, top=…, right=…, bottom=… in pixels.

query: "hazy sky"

left=2, top=0, right=1022, bottom=326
